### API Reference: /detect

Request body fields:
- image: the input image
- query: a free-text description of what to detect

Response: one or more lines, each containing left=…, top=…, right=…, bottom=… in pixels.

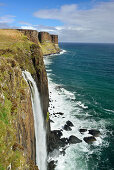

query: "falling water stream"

left=22, top=70, right=47, bottom=170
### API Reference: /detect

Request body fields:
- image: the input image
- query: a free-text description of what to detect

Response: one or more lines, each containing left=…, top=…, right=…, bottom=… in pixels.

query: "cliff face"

left=0, top=29, right=56, bottom=169
left=0, top=57, right=36, bottom=169
left=0, top=28, right=59, bottom=169
left=38, top=32, right=60, bottom=55
left=17, top=29, right=49, bottom=121
left=17, top=29, right=39, bottom=44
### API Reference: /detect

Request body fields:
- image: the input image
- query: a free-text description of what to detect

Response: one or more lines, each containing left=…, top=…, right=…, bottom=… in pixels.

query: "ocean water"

left=44, top=43, right=114, bottom=170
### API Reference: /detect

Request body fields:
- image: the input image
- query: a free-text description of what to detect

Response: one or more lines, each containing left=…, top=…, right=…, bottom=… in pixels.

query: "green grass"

left=0, top=29, right=45, bottom=169
left=40, top=41, right=59, bottom=55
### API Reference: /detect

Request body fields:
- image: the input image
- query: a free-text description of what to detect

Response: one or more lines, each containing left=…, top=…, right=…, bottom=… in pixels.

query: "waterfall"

left=22, top=70, right=47, bottom=170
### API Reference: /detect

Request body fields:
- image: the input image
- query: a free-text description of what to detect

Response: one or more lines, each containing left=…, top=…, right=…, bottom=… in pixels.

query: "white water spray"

left=22, top=70, right=47, bottom=170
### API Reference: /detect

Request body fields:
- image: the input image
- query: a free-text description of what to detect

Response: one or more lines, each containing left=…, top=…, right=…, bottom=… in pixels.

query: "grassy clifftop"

left=0, top=29, right=46, bottom=169
left=0, top=29, right=37, bottom=73
left=40, top=41, right=60, bottom=56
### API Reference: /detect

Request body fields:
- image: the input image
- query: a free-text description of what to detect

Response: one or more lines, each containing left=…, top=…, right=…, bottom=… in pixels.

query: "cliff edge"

left=38, top=31, right=60, bottom=55
left=0, top=29, right=54, bottom=169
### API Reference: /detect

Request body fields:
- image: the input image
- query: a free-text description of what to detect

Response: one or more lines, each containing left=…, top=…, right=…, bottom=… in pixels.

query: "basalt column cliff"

left=0, top=29, right=60, bottom=169
left=38, top=31, right=60, bottom=55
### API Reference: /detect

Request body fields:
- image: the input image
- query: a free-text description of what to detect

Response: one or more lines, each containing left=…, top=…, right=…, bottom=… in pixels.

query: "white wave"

left=60, top=49, right=67, bottom=55
left=59, top=87, right=76, bottom=100
left=45, top=52, right=108, bottom=170
left=76, top=101, right=88, bottom=109
left=43, top=49, right=67, bottom=58
left=104, top=108, right=114, bottom=113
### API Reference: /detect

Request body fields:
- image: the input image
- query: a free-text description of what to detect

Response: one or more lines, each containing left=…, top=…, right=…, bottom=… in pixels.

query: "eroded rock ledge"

left=17, top=29, right=60, bottom=56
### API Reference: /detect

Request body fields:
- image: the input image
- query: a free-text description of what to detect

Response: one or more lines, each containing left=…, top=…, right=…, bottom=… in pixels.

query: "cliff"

left=0, top=29, right=54, bottom=169
left=38, top=32, right=60, bottom=55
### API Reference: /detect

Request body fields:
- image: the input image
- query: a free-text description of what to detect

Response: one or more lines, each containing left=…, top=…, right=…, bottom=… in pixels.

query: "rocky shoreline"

left=47, top=84, right=101, bottom=170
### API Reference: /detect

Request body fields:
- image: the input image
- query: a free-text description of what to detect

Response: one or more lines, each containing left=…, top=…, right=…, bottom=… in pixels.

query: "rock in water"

left=48, top=160, right=56, bottom=170
left=68, top=135, right=82, bottom=144
left=66, top=120, right=74, bottom=127
left=52, top=130, right=63, bottom=138
left=84, top=136, right=96, bottom=144
left=55, top=112, right=64, bottom=115
left=88, top=129, right=101, bottom=137
left=63, top=124, right=72, bottom=131
left=79, top=128, right=87, bottom=134
left=60, top=137, right=69, bottom=144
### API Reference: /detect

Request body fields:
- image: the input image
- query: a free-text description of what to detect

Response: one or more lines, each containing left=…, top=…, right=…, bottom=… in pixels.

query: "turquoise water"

left=44, top=43, right=114, bottom=170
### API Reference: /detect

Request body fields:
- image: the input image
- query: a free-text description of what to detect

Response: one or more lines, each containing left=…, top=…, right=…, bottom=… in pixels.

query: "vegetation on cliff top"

left=40, top=41, right=60, bottom=55
left=0, top=29, right=41, bottom=169
left=0, top=57, right=29, bottom=169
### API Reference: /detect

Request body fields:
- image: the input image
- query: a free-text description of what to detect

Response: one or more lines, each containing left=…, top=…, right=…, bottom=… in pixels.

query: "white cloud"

left=33, top=1, right=114, bottom=42
left=21, top=25, right=36, bottom=30
left=0, top=15, right=16, bottom=23
left=20, top=24, right=58, bottom=34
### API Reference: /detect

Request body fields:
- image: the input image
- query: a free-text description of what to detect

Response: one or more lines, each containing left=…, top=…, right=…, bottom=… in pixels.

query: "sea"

left=44, top=43, right=114, bottom=170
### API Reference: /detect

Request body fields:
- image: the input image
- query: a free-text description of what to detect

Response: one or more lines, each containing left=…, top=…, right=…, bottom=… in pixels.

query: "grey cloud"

left=20, top=24, right=58, bottom=34
left=33, top=1, right=114, bottom=42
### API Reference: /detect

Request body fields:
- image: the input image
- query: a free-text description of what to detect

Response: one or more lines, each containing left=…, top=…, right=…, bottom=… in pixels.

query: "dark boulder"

left=63, top=124, right=72, bottom=131
left=52, top=130, right=63, bottom=138
left=55, top=112, right=64, bottom=116
left=47, top=130, right=68, bottom=152
left=66, top=120, right=74, bottom=127
left=68, top=135, right=82, bottom=144
left=79, top=129, right=87, bottom=134
left=88, top=129, right=101, bottom=137
left=50, top=119, right=54, bottom=123
left=84, top=136, right=96, bottom=144
left=48, top=160, right=57, bottom=170
left=60, top=137, right=69, bottom=144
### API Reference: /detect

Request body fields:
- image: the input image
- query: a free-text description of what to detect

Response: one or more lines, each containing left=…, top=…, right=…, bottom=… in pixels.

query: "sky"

left=0, top=0, right=114, bottom=42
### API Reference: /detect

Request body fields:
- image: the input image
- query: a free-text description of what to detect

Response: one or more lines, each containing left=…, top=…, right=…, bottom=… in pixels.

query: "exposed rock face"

left=0, top=57, right=36, bottom=168
left=0, top=29, right=56, bottom=169
left=0, top=28, right=61, bottom=169
left=17, top=29, right=49, bottom=124
left=51, top=35, right=58, bottom=44
left=38, top=32, right=52, bottom=43
left=17, top=29, right=39, bottom=44
left=38, top=31, right=60, bottom=55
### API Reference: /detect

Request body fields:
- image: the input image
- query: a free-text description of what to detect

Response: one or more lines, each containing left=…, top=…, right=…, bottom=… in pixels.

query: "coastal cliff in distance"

left=0, top=29, right=59, bottom=169
left=18, top=29, right=60, bottom=56
left=38, top=32, right=60, bottom=55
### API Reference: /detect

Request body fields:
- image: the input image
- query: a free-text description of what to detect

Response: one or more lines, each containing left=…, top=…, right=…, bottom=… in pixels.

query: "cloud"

left=33, top=1, right=114, bottom=42
left=0, top=15, right=16, bottom=23
left=20, top=24, right=58, bottom=34
left=34, top=4, right=78, bottom=23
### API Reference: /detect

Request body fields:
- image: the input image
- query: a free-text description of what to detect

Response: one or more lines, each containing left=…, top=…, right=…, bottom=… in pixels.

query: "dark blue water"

left=45, top=43, right=114, bottom=170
